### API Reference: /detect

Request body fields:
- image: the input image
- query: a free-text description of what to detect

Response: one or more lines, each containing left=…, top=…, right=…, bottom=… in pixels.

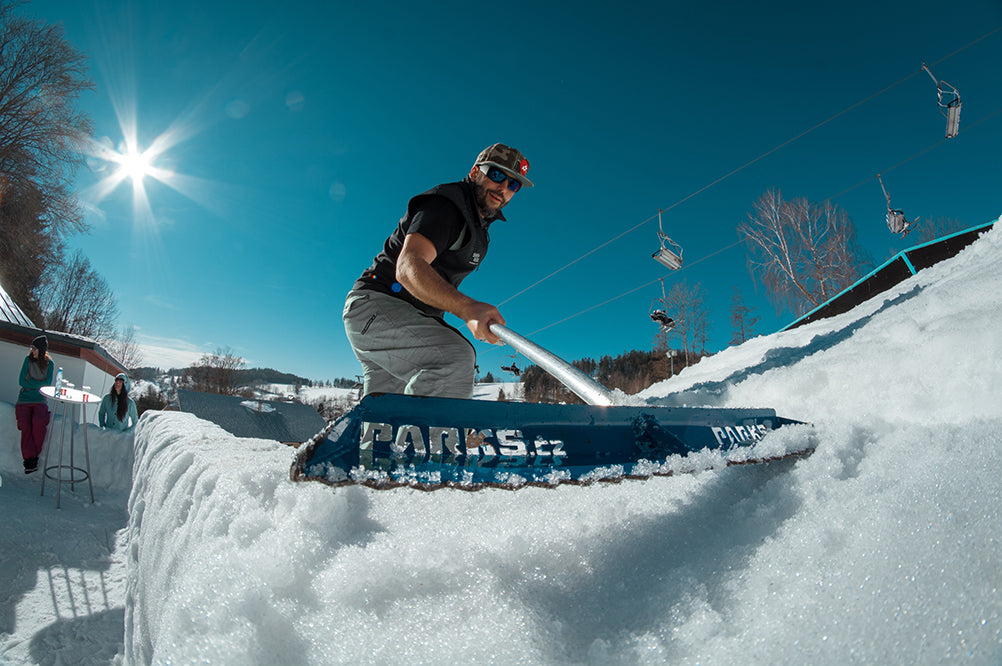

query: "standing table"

left=40, top=385, right=99, bottom=509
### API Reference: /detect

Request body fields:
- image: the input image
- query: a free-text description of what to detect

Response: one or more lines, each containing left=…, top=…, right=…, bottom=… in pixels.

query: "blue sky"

left=24, top=0, right=1002, bottom=382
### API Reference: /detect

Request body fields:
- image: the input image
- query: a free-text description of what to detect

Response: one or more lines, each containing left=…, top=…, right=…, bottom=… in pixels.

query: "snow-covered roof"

left=0, top=279, right=34, bottom=328
left=0, top=278, right=130, bottom=385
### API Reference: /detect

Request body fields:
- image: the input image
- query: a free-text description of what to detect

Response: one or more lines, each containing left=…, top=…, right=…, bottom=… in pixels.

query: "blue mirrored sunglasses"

left=479, top=165, right=522, bottom=192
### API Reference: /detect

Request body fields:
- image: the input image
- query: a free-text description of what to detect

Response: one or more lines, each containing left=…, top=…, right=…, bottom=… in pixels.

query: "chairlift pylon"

left=878, top=173, right=919, bottom=237
left=649, top=278, right=677, bottom=332
left=922, top=63, right=962, bottom=139
left=651, top=210, right=684, bottom=270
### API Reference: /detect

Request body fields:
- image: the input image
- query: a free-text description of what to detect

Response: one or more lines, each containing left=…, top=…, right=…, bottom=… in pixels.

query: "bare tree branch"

left=0, top=1, right=94, bottom=317
left=102, top=324, right=145, bottom=370
left=657, top=280, right=710, bottom=363
left=913, top=217, right=968, bottom=244
left=39, top=250, right=118, bottom=339
left=738, top=189, right=870, bottom=316
left=187, top=347, right=246, bottom=396
left=729, top=286, right=760, bottom=345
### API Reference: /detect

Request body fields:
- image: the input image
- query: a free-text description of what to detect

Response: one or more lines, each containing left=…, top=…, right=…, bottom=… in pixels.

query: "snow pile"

left=641, top=219, right=1002, bottom=426
left=3, top=220, right=1001, bottom=665
left=118, top=222, right=1002, bottom=664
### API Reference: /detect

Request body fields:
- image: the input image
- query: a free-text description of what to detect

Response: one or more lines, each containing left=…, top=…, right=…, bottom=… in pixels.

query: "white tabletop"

left=41, top=385, right=100, bottom=405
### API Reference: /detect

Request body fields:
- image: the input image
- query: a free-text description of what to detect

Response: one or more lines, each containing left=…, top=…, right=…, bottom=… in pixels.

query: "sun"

left=102, top=135, right=173, bottom=191
left=114, top=144, right=156, bottom=185
left=84, top=126, right=182, bottom=225
left=78, top=15, right=220, bottom=230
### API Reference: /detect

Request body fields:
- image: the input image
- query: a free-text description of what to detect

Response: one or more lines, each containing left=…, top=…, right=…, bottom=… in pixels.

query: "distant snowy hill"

left=472, top=381, right=524, bottom=401
left=264, top=381, right=523, bottom=406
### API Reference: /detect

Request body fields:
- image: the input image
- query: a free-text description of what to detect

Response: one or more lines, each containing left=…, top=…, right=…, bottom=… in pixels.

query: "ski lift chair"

left=878, top=173, right=919, bottom=237
left=500, top=363, right=521, bottom=377
left=651, top=210, right=684, bottom=270
left=653, top=238, right=684, bottom=270
left=500, top=352, right=521, bottom=377
left=649, top=278, right=677, bottom=332
left=886, top=209, right=912, bottom=236
left=922, top=63, right=962, bottom=139
left=650, top=309, right=676, bottom=332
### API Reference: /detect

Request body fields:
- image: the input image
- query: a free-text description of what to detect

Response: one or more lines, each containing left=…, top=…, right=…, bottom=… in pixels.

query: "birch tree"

left=738, top=189, right=868, bottom=316
left=914, top=217, right=967, bottom=244
left=659, top=280, right=709, bottom=363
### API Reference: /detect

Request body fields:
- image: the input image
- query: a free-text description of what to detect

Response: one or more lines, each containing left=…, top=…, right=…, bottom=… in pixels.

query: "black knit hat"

left=32, top=335, right=47, bottom=353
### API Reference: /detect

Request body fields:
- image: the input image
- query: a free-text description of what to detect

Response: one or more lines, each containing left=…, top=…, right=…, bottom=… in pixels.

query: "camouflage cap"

left=474, top=143, right=533, bottom=188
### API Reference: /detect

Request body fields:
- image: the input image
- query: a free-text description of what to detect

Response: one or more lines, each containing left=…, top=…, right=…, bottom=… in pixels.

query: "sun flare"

left=114, top=145, right=155, bottom=184
left=81, top=40, right=223, bottom=228
left=85, top=125, right=183, bottom=225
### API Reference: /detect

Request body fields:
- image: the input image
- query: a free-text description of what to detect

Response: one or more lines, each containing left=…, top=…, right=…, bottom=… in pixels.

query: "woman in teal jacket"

left=98, top=373, right=139, bottom=432
left=15, top=335, right=54, bottom=473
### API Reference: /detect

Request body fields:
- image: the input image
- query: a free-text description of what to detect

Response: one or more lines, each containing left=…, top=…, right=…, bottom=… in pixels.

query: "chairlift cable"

left=493, top=101, right=1002, bottom=349
left=829, top=103, right=1002, bottom=201
left=488, top=26, right=1002, bottom=347
left=498, top=70, right=914, bottom=308
left=524, top=242, right=741, bottom=337
left=494, top=99, right=1002, bottom=348
left=498, top=25, right=1000, bottom=309
left=926, top=24, right=1002, bottom=66
left=497, top=210, right=660, bottom=307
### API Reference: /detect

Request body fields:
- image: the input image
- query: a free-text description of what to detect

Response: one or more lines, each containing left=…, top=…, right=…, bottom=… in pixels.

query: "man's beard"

left=473, top=180, right=503, bottom=218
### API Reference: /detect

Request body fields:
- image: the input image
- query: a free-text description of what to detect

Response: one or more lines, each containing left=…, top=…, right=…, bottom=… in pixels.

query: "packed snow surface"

left=1, top=219, right=1000, bottom=665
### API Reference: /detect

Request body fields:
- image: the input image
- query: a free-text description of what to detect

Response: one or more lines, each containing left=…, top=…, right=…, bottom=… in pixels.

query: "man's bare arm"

left=396, top=233, right=505, bottom=344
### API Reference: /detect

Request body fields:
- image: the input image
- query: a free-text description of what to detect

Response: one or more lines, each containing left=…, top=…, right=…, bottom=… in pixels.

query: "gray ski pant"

left=343, top=289, right=476, bottom=399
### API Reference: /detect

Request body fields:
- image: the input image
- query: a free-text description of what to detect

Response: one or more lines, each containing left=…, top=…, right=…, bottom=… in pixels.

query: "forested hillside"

left=522, top=347, right=707, bottom=404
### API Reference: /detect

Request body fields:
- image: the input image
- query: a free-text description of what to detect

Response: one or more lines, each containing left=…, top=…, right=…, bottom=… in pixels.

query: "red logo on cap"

left=519, top=159, right=529, bottom=175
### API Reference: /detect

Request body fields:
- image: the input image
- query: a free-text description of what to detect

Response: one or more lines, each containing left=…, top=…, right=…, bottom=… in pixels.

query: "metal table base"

left=39, top=394, right=95, bottom=509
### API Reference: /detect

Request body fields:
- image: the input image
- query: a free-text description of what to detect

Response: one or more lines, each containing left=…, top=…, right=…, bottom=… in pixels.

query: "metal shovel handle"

left=489, top=324, right=614, bottom=406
